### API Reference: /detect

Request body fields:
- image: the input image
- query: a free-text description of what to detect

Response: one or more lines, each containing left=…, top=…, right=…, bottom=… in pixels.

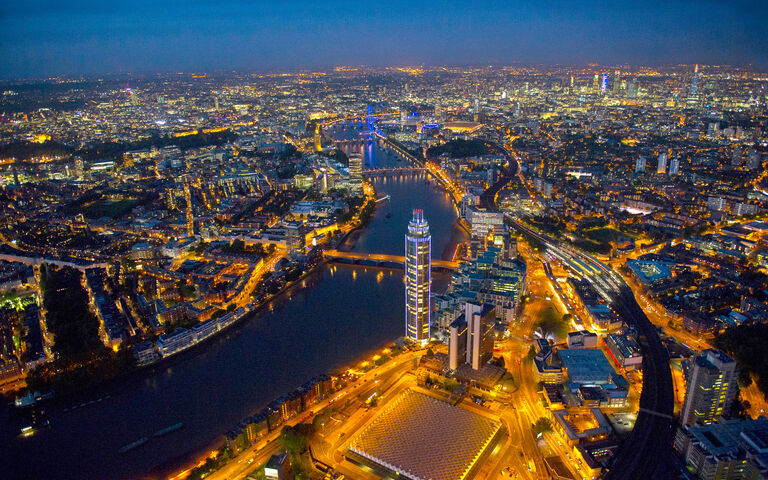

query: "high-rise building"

left=448, top=318, right=468, bottom=370
left=314, top=125, right=322, bottom=152
left=687, top=64, right=701, bottom=107
left=628, top=78, right=639, bottom=98
left=592, top=74, right=600, bottom=94
left=691, top=63, right=699, bottom=96
left=681, top=349, right=739, bottom=426
left=405, top=209, right=431, bottom=342
left=285, top=220, right=305, bottom=254
left=669, top=157, right=680, bottom=176
left=613, top=70, right=621, bottom=95
left=657, top=153, right=668, bottom=174
left=635, top=156, right=646, bottom=173
left=448, top=302, right=496, bottom=370
left=465, top=302, right=496, bottom=370
left=347, top=154, right=363, bottom=195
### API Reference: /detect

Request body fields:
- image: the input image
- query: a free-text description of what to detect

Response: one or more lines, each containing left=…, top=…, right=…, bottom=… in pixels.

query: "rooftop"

left=348, top=390, right=501, bottom=480
left=559, top=348, right=619, bottom=385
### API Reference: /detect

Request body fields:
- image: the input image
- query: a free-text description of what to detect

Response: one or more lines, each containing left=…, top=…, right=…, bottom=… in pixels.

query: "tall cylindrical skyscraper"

left=405, top=209, right=431, bottom=342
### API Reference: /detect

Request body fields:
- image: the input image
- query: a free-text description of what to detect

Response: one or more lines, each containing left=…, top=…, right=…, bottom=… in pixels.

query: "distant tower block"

left=669, top=157, right=680, bottom=176
left=314, top=124, right=322, bottom=152
left=657, top=153, right=668, bottom=174
left=347, top=154, right=363, bottom=195
left=635, top=156, right=646, bottom=173
left=405, top=209, right=432, bottom=342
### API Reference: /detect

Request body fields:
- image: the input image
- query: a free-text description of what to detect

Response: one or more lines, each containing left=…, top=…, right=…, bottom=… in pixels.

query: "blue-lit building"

left=405, top=209, right=431, bottom=342
left=559, top=348, right=629, bottom=407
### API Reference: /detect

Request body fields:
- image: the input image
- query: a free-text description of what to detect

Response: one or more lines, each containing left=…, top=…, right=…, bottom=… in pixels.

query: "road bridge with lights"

left=323, top=249, right=459, bottom=271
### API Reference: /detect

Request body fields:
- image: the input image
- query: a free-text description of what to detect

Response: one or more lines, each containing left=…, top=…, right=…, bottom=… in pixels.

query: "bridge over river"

left=323, top=249, right=459, bottom=270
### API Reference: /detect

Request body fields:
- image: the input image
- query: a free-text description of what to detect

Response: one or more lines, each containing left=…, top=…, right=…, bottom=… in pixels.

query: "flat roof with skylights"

left=346, top=390, right=502, bottom=480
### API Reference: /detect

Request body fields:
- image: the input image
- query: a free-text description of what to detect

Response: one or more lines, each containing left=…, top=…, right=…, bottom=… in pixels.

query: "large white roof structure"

left=348, top=390, right=501, bottom=480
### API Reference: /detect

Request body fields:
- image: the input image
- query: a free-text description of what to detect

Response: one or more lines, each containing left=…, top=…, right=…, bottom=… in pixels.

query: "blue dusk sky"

left=1, top=0, right=766, bottom=78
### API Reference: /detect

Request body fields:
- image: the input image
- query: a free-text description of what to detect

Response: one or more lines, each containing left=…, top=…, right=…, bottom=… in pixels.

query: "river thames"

left=4, top=125, right=467, bottom=479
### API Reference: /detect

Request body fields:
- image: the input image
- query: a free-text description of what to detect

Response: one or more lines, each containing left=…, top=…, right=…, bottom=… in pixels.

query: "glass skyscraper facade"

left=405, top=209, right=431, bottom=342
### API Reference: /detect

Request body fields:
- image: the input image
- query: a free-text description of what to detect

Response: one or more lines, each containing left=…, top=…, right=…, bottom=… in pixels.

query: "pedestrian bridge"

left=323, top=250, right=460, bottom=270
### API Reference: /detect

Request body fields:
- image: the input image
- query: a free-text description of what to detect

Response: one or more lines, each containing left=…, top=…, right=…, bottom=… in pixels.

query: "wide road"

left=206, top=350, right=422, bottom=480
left=508, top=219, right=675, bottom=480
left=479, top=140, right=518, bottom=212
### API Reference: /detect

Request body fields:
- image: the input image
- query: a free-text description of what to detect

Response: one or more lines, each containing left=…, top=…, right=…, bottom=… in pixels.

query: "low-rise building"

left=604, top=333, right=643, bottom=370
left=567, top=330, right=598, bottom=349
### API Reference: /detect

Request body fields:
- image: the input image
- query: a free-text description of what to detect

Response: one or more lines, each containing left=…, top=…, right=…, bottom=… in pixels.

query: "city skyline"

left=1, top=1, right=768, bottom=78
left=2, top=5, right=768, bottom=478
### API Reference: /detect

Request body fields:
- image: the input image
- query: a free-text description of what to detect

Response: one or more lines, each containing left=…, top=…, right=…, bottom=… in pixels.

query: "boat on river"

left=153, top=422, right=184, bottom=437
left=118, top=437, right=149, bottom=454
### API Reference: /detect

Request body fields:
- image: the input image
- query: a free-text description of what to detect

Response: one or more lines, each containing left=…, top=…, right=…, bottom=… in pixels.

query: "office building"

left=405, top=209, right=431, bottom=342
left=635, top=156, right=646, bottom=173
left=604, top=333, right=643, bottom=370
left=264, top=452, right=293, bottom=480
left=657, top=153, right=668, bottom=174
left=627, top=77, right=639, bottom=98
left=448, top=317, right=468, bottom=370
left=681, top=349, right=739, bottom=426
left=284, top=221, right=305, bottom=254
left=669, top=157, right=680, bottom=176
left=465, top=302, right=496, bottom=370
left=675, top=417, right=768, bottom=480
left=467, top=206, right=505, bottom=238
left=347, top=153, right=363, bottom=194
left=559, top=348, right=630, bottom=407
left=567, top=330, right=598, bottom=349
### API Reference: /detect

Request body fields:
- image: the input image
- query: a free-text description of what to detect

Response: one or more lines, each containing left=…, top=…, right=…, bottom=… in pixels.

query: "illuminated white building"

left=405, top=209, right=431, bottom=342
left=347, top=153, right=363, bottom=195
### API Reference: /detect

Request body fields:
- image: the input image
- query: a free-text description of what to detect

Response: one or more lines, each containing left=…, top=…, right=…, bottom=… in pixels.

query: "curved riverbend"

left=6, top=125, right=466, bottom=480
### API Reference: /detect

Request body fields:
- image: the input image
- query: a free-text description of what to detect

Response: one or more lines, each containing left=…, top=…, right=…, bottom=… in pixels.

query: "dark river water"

left=3, top=124, right=467, bottom=480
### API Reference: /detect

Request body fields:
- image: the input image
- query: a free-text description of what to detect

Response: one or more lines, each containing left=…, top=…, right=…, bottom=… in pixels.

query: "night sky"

left=1, top=0, right=767, bottom=78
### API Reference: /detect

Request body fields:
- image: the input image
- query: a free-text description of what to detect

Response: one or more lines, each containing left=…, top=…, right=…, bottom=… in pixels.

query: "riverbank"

left=162, top=319, right=409, bottom=480
left=10, top=124, right=467, bottom=480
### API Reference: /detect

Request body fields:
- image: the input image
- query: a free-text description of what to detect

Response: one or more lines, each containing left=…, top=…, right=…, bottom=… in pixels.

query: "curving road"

left=478, top=138, right=674, bottom=478
left=507, top=219, right=674, bottom=479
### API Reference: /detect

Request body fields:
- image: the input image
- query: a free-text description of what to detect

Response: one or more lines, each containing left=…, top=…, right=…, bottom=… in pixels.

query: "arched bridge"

left=323, top=250, right=459, bottom=270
